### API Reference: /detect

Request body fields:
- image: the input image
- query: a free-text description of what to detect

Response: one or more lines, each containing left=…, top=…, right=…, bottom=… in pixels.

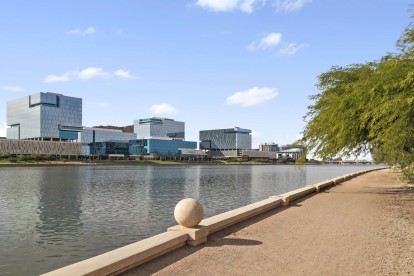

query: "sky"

left=0, top=0, right=412, bottom=148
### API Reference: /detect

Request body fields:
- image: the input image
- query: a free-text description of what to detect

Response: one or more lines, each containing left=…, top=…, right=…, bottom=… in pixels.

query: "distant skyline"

left=0, top=0, right=411, bottom=149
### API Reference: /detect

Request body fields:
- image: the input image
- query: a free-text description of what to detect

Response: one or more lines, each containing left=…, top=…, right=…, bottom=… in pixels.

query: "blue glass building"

left=79, top=127, right=137, bottom=155
left=90, top=141, right=131, bottom=155
left=129, top=138, right=197, bottom=156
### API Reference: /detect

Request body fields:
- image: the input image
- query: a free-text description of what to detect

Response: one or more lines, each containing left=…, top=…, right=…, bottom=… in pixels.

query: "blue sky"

left=0, top=0, right=411, bottom=147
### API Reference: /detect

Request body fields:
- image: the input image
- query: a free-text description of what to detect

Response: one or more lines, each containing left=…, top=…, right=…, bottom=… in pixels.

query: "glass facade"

left=79, top=127, right=137, bottom=155
left=7, top=92, right=82, bottom=140
left=90, top=141, right=130, bottom=155
left=129, top=138, right=197, bottom=156
left=199, top=127, right=252, bottom=151
left=133, top=117, right=185, bottom=139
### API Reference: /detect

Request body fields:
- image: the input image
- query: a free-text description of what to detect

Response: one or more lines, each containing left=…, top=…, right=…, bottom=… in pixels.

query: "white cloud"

left=195, top=0, right=310, bottom=13
left=44, top=73, right=71, bottom=83
left=273, top=0, right=311, bottom=12
left=150, top=103, right=179, bottom=115
left=114, top=69, right=139, bottom=79
left=67, top=27, right=96, bottom=36
left=44, top=67, right=138, bottom=83
left=0, top=86, right=25, bottom=92
left=248, top=32, right=282, bottom=51
left=195, top=0, right=265, bottom=13
left=278, top=42, right=308, bottom=56
left=78, top=67, right=110, bottom=80
left=248, top=32, right=307, bottom=55
left=226, top=87, right=278, bottom=107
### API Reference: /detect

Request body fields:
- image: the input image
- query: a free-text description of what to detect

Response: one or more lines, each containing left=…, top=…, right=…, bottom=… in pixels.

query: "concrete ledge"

left=279, top=186, right=317, bottom=206
left=200, top=197, right=283, bottom=234
left=332, top=176, right=346, bottom=185
left=311, top=179, right=335, bottom=192
left=41, top=231, right=187, bottom=276
left=168, top=225, right=209, bottom=246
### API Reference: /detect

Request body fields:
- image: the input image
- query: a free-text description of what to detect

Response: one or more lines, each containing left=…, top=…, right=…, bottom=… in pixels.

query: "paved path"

left=124, top=169, right=414, bottom=275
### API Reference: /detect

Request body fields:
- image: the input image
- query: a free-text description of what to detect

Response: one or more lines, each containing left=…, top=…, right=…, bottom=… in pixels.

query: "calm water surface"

left=0, top=164, right=383, bottom=275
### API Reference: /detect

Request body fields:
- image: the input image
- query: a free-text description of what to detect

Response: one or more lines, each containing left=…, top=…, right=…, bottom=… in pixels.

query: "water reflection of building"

left=183, top=166, right=201, bottom=200
left=196, top=166, right=252, bottom=217
left=145, top=166, right=187, bottom=233
left=250, top=166, right=307, bottom=203
left=35, top=167, right=83, bottom=238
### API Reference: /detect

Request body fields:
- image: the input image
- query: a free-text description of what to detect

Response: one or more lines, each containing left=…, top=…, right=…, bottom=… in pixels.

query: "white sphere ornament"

left=174, top=198, right=204, bottom=228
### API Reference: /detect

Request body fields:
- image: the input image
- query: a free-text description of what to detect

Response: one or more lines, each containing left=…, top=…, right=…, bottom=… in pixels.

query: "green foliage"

left=29, top=154, right=44, bottom=163
left=40, top=155, right=53, bottom=161
left=401, top=165, right=414, bottom=183
left=17, top=154, right=28, bottom=163
left=302, top=8, right=414, bottom=169
left=8, top=157, right=18, bottom=163
left=0, top=154, right=11, bottom=159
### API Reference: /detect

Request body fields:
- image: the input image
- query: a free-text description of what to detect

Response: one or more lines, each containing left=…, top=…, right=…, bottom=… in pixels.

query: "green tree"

left=31, top=154, right=42, bottom=163
left=302, top=7, right=414, bottom=170
left=8, top=157, right=17, bottom=163
left=17, top=154, right=28, bottom=163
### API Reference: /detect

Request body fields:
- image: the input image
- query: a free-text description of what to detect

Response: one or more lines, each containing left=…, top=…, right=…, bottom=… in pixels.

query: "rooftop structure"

left=134, top=117, right=185, bottom=140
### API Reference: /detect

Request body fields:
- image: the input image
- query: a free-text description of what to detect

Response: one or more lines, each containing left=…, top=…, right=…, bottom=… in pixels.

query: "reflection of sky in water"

left=0, top=164, right=384, bottom=275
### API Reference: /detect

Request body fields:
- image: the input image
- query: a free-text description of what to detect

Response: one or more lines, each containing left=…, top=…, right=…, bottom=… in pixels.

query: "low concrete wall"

left=278, top=186, right=317, bottom=206
left=200, top=197, right=283, bottom=234
left=42, top=232, right=187, bottom=276
left=42, top=168, right=384, bottom=276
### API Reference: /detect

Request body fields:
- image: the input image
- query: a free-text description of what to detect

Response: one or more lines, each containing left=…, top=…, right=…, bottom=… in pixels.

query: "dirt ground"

left=124, top=169, right=414, bottom=275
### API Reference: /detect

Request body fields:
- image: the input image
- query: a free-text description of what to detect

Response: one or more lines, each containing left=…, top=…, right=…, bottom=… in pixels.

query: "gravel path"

left=124, top=169, right=414, bottom=275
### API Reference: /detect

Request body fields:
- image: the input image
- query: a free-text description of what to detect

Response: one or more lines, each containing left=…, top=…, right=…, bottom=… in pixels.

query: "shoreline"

left=0, top=160, right=364, bottom=167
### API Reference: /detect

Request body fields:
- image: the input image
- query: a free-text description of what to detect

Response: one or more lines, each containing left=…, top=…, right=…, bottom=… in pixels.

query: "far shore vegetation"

left=0, top=154, right=322, bottom=166
left=300, top=6, right=414, bottom=184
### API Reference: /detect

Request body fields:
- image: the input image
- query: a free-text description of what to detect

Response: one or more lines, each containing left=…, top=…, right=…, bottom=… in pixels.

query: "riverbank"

left=125, top=169, right=414, bottom=275
left=0, top=159, right=323, bottom=166
left=0, top=160, right=195, bottom=166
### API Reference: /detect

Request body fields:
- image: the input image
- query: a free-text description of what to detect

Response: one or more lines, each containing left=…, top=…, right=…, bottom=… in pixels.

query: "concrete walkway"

left=124, top=169, right=414, bottom=275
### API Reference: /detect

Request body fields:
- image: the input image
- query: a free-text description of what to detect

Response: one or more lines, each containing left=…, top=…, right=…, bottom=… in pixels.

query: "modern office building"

left=199, top=127, right=252, bottom=151
left=78, top=127, right=137, bottom=155
left=129, top=137, right=197, bottom=156
left=134, top=117, right=185, bottom=140
left=259, top=142, right=280, bottom=152
left=7, top=92, right=82, bottom=141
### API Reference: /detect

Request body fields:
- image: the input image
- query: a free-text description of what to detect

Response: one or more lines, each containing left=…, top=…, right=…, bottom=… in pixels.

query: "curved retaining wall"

left=42, top=168, right=384, bottom=276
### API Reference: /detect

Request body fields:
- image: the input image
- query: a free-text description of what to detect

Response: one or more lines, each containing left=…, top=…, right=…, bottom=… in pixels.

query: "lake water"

left=0, top=164, right=384, bottom=275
